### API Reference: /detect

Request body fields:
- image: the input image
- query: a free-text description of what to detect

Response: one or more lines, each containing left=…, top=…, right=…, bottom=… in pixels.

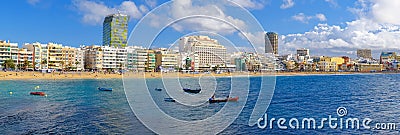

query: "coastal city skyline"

left=1, top=0, right=400, bottom=58
left=1, top=1, right=400, bottom=134
left=2, top=10, right=400, bottom=73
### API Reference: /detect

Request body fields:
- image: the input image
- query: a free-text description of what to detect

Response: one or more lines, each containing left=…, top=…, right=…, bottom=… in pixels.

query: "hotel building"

left=179, top=35, right=227, bottom=71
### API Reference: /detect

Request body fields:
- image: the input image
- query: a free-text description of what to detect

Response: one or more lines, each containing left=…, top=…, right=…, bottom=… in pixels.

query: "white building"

left=24, top=42, right=49, bottom=70
left=116, top=48, right=127, bottom=70
left=101, top=46, right=117, bottom=70
left=126, top=46, right=148, bottom=72
left=75, top=47, right=85, bottom=71
left=179, top=35, right=227, bottom=71
left=0, top=40, right=18, bottom=69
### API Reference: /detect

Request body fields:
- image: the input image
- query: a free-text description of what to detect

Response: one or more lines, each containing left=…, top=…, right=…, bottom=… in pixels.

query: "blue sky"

left=1, top=0, right=400, bottom=58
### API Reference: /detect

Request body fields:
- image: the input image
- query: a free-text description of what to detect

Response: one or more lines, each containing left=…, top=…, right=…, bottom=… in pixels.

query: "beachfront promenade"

left=0, top=71, right=395, bottom=80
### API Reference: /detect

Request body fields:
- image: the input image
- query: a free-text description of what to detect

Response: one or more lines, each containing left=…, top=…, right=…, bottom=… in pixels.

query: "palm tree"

left=75, top=61, right=80, bottom=71
left=67, top=63, right=73, bottom=71
left=60, top=61, right=65, bottom=71
left=2, top=59, right=15, bottom=69
left=41, top=59, right=47, bottom=70
left=23, top=60, right=30, bottom=71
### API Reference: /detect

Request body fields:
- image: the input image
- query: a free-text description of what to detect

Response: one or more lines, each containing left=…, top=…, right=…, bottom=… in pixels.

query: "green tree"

left=67, top=63, right=72, bottom=71
left=60, top=61, right=65, bottom=71
left=2, top=59, right=15, bottom=69
left=23, top=60, right=30, bottom=70
left=41, top=59, right=47, bottom=69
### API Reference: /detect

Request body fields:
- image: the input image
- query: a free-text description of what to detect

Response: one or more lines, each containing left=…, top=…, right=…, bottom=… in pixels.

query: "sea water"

left=0, top=74, right=399, bottom=134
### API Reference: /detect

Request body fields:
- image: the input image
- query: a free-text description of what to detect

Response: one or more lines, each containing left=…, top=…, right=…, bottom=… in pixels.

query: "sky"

left=1, top=0, right=400, bottom=58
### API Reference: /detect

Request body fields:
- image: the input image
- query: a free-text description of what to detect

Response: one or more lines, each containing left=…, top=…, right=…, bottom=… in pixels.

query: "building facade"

left=179, top=35, right=227, bottom=71
left=155, top=48, right=178, bottom=72
left=357, top=49, right=372, bottom=59
left=0, top=40, right=18, bottom=69
left=266, top=32, right=278, bottom=55
left=84, top=45, right=103, bottom=70
left=103, top=13, right=129, bottom=48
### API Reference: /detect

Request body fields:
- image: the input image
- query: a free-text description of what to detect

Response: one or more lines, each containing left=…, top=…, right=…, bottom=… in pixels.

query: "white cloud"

left=325, top=0, right=338, bottom=7
left=145, top=0, right=157, bottom=8
left=281, top=0, right=400, bottom=57
left=315, top=14, right=327, bottom=21
left=148, top=0, right=248, bottom=35
left=280, top=0, right=294, bottom=9
left=292, top=13, right=312, bottom=23
left=27, top=0, right=40, bottom=5
left=238, top=31, right=266, bottom=48
left=292, top=13, right=327, bottom=23
left=281, top=19, right=400, bottom=57
left=73, top=0, right=149, bottom=25
left=371, top=0, right=400, bottom=25
left=230, top=0, right=267, bottom=9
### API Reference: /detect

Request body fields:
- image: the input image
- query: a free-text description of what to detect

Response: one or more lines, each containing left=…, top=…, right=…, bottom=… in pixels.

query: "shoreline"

left=0, top=71, right=398, bottom=80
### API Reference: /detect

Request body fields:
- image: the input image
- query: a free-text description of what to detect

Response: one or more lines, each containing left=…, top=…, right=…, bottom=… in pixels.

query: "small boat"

left=164, top=97, right=175, bottom=102
left=183, top=88, right=201, bottom=93
left=209, top=96, right=239, bottom=103
left=155, top=88, right=162, bottom=91
left=30, top=92, right=46, bottom=96
left=98, top=87, right=112, bottom=91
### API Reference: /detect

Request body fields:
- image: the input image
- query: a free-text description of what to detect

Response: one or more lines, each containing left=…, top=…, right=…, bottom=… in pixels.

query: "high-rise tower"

left=103, top=13, right=129, bottom=48
left=265, top=32, right=278, bottom=55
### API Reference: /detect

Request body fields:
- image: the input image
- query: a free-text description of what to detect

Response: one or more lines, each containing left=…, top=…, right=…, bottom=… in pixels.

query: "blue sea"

left=1, top=74, right=400, bottom=134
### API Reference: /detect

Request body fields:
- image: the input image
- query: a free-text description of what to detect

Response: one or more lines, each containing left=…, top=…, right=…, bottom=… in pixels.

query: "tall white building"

left=179, top=35, right=227, bottom=71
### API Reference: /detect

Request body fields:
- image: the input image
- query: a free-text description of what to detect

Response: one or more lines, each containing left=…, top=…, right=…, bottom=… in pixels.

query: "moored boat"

left=98, top=87, right=112, bottom=91
left=209, top=96, right=239, bottom=103
left=164, top=97, right=175, bottom=102
left=155, top=88, right=162, bottom=91
left=183, top=88, right=201, bottom=93
left=30, top=92, right=46, bottom=96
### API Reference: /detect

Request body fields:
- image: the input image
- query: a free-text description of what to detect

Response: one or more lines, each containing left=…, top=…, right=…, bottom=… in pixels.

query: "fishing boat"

left=30, top=92, right=46, bottom=96
left=208, top=96, right=239, bottom=103
left=155, top=88, right=162, bottom=91
left=164, top=97, right=175, bottom=102
left=183, top=88, right=201, bottom=93
left=98, top=87, right=112, bottom=91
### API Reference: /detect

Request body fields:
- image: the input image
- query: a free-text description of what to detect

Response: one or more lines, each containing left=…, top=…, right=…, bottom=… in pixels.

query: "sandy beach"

left=0, top=71, right=391, bottom=80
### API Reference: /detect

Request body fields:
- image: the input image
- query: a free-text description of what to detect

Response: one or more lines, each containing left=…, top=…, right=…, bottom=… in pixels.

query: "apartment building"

left=155, top=48, right=178, bottom=72
left=0, top=40, right=18, bottom=69
left=84, top=45, right=103, bottom=70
